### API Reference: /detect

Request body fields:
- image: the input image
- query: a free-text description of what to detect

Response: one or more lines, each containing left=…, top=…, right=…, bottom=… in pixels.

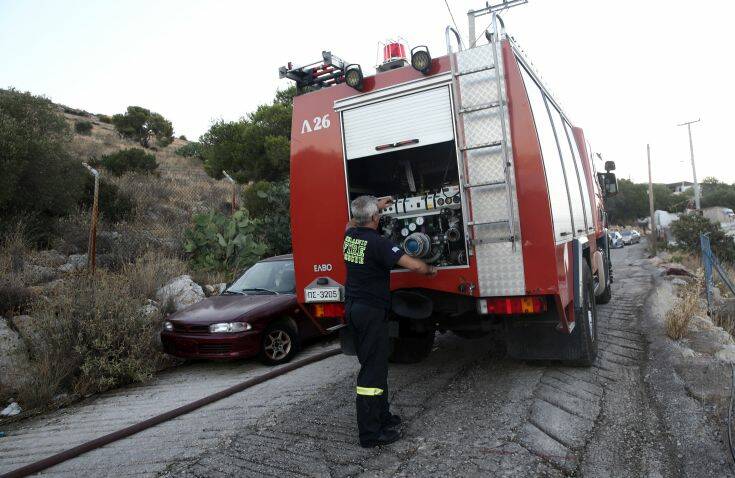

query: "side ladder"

left=446, top=23, right=516, bottom=251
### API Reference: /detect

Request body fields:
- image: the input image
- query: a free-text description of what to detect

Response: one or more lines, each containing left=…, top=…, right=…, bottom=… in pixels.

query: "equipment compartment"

left=345, top=140, right=468, bottom=267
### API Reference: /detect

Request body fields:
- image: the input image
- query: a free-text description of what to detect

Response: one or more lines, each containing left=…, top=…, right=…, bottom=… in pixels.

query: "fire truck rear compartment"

left=346, top=140, right=468, bottom=267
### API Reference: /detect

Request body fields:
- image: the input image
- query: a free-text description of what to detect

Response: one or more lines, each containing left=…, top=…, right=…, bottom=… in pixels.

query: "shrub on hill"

left=111, top=106, right=174, bottom=148
left=0, top=88, right=87, bottom=243
left=97, top=114, right=112, bottom=124
left=99, top=148, right=159, bottom=176
left=74, top=120, right=93, bottom=135
left=671, top=213, right=735, bottom=263
left=175, top=141, right=204, bottom=160
left=242, top=180, right=291, bottom=255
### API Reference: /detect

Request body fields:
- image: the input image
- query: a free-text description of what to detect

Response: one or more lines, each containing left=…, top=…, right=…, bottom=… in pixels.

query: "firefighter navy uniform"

left=343, top=226, right=404, bottom=447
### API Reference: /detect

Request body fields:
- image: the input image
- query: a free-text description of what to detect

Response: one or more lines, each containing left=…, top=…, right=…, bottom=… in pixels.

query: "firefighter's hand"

left=377, top=196, right=394, bottom=210
left=426, top=265, right=438, bottom=277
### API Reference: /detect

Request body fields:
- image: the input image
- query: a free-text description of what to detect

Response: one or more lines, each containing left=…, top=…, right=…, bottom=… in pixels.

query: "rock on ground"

left=23, top=264, right=57, bottom=285
left=58, top=253, right=88, bottom=273
left=155, top=275, right=205, bottom=312
left=1, top=401, right=22, bottom=416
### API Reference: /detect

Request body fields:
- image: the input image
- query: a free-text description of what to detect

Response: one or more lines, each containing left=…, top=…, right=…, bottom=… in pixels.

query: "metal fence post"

left=83, top=163, right=100, bottom=274
left=700, top=233, right=713, bottom=315
left=222, top=170, right=238, bottom=214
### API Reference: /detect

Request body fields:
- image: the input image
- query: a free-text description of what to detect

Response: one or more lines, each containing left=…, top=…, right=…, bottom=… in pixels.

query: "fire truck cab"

left=282, top=7, right=617, bottom=366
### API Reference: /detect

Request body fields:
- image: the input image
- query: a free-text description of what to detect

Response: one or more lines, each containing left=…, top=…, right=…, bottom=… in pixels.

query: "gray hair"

left=350, top=195, right=379, bottom=226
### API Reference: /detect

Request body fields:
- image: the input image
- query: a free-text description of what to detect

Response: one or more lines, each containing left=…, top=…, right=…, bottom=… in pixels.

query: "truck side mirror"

left=603, top=173, right=618, bottom=197
left=604, top=160, right=616, bottom=172
left=597, top=172, right=618, bottom=198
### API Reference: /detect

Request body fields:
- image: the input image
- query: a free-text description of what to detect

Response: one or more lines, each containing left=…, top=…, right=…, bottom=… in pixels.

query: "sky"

left=1, top=0, right=733, bottom=185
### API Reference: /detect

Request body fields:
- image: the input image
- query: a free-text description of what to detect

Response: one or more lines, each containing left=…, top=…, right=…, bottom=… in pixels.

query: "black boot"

left=360, top=427, right=402, bottom=448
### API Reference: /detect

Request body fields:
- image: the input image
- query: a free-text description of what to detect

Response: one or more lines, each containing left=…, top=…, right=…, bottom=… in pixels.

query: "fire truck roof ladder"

left=279, top=51, right=349, bottom=93
left=447, top=5, right=521, bottom=251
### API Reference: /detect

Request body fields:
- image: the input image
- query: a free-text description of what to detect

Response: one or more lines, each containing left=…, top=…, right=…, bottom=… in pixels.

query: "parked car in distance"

left=161, top=255, right=333, bottom=365
left=621, top=229, right=640, bottom=245
left=609, top=231, right=624, bottom=249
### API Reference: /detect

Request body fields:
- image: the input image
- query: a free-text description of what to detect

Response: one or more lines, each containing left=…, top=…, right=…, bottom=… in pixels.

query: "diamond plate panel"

left=458, top=70, right=500, bottom=108
left=457, top=43, right=496, bottom=75
left=462, top=108, right=503, bottom=149
left=475, top=242, right=526, bottom=296
left=455, top=42, right=525, bottom=296
left=466, top=147, right=505, bottom=185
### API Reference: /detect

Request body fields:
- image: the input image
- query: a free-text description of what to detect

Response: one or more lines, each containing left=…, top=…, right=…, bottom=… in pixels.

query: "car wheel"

left=259, top=322, right=299, bottom=365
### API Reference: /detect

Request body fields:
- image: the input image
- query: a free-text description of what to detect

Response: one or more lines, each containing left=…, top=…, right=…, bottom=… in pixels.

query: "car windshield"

left=226, top=260, right=295, bottom=295
left=621, top=231, right=632, bottom=237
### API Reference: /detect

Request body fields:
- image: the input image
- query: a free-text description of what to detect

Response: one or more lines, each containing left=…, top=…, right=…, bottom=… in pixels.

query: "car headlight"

left=209, top=322, right=252, bottom=333
left=163, top=321, right=173, bottom=332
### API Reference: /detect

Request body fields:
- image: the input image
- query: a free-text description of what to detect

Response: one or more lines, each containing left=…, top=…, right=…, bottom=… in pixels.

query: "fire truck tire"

left=564, top=264, right=598, bottom=366
left=388, top=332, right=435, bottom=364
left=595, top=256, right=613, bottom=304
left=596, top=279, right=612, bottom=305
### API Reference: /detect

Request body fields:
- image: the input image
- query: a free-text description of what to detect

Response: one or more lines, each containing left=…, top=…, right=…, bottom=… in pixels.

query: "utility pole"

left=677, top=119, right=701, bottom=210
left=647, top=144, right=656, bottom=254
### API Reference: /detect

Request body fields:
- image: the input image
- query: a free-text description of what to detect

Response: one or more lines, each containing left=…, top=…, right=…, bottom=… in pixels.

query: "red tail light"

left=477, top=296, right=547, bottom=315
left=310, top=302, right=345, bottom=318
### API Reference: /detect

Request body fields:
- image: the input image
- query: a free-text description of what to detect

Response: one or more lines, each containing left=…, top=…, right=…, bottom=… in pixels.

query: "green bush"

left=671, top=213, right=735, bottom=263
left=111, top=106, right=174, bottom=148
left=200, top=88, right=293, bottom=182
left=184, top=209, right=267, bottom=272
left=78, top=176, right=134, bottom=222
left=99, top=148, right=158, bottom=176
left=0, top=88, right=86, bottom=228
left=179, top=134, right=187, bottom=141
left=74, top=120, right=93, bottom=135
left=175, top=141, right=203, bottom=159
left=242, top=180, right=291, bottom=255
left=97, top=114, right=112, bottom=124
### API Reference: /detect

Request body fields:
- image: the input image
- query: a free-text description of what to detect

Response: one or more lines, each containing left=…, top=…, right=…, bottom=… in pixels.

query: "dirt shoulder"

left=642, top=257, right=733, bottom=476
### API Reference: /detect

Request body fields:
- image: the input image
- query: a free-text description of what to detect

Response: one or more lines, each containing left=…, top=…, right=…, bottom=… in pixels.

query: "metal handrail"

left=445, top=26, right=464, bottom=55
left=485, top=12, right=517, bottom=249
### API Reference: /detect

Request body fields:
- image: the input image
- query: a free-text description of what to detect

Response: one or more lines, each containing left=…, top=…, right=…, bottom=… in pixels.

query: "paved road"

left=2, top=243, right=731, bottom=477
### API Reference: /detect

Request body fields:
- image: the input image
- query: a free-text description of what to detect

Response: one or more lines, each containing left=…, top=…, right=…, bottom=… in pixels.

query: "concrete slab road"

left=2, top=242, right=731, bottom=477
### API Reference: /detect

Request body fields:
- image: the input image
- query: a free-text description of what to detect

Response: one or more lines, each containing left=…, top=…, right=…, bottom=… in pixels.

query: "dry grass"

left=18, top=264, right=175, bottom=407
left=665, top=270, right=706, bottom=340
left=0, top=225, right=36, bottom=316
left=122, top=250, right=188, bottom=300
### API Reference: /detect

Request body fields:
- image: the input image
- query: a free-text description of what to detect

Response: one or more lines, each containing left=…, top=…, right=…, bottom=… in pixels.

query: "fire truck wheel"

left=596, top=279, right=612, bottom=305
left=565, top=264, right=598, bottom=366
left=388, top=332, right=435, bottom=364
left=596, top=257, right=613, bottom=305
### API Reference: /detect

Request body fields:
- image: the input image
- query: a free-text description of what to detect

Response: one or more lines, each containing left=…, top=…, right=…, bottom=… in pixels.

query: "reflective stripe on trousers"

left=356, top=386, right=384, bottom=396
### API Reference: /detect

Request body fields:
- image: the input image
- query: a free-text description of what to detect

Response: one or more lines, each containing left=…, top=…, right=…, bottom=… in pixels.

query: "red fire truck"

left=280, top=3, right=618, bottom=366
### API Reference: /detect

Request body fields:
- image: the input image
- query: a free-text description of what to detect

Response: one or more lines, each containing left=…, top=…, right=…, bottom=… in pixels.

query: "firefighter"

left=343, top=195, right=437, bottom=448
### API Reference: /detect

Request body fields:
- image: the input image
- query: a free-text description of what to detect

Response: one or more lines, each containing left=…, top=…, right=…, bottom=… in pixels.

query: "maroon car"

left=161, top=255, right=335, bottom=364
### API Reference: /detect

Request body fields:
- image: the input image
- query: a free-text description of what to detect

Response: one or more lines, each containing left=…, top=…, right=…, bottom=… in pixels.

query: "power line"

left=444, top=0, right=461, bottom=37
